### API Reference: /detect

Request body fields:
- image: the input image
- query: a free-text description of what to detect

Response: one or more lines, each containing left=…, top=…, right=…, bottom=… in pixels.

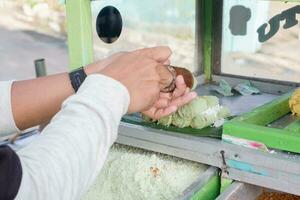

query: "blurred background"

left=221, top=1, right=300, bottom=83
left=1, top=0, right=300, bottom=83
left=0, top=0, right=196, bottom=81
left=0, top=0, right=68, bottom=80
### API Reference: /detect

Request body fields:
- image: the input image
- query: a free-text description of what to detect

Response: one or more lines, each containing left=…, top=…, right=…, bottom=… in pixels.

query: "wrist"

left=69, top=67, right=87, bottom=92
left=84, top=64, right=96, bottom=76
left=84, top=62, right=105, bottom=76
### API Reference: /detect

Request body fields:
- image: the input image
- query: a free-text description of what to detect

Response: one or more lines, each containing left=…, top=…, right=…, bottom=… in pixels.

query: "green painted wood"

left=122, top=114, right=224, bottom=138
left=202, top=0, right=213, bottom=81
left=220, top=178, right=233, bottom=194
left=284, top=118, right=300, bottom=133
left=191, top=175, right=220, bottom=200
left=232, top=93, right=291, bottom=125
left=66, top=0, right=93, bottom=70
left=223, top=121, right=300, bottom=153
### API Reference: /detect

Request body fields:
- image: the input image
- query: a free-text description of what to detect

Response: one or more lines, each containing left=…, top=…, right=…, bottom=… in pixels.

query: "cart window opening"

left=91, top=0, right=197, bottom=73
left=220, top=1, right=300, bottom=83
left=96, top=6, right=122, bottom=44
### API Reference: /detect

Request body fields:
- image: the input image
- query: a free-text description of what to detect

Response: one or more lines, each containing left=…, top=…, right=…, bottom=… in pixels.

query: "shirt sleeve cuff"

left=0, top=81, right=21, bottom=137
left=76, top=74, right=130, bottom=123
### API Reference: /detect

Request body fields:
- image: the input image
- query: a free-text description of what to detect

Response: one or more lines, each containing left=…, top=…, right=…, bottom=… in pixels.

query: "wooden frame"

left=213, top=1, right=300, bottom=153
left=66, top=0, right=94, bottom=70
left=65, top=0, right=300, bottom=196
left=223, top=92, right=300, bottom=153
left=65, top=0, right=221, bottom=199
left=118, top=121, right=300, bottom=195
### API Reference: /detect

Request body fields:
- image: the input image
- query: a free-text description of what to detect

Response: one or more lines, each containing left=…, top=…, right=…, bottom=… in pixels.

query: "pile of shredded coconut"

left=83, top=144, right=207, bottom=200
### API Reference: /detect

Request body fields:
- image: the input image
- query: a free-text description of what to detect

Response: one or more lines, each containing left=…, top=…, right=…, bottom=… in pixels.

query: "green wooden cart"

left=65, top=0, right=300, bottom=198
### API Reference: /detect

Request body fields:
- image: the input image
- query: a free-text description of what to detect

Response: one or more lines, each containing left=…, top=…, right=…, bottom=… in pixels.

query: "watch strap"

left=69, top=67, right=87, bottom=92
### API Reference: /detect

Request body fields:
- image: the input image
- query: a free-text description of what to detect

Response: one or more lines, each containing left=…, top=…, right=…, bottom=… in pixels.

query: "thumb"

left=156, top=64, right=174, bottom=91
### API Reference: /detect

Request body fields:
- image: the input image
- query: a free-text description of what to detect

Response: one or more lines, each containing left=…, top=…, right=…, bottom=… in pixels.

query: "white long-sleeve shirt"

left=0, top=80, right=20, bottom=137
left=0, top=74, right=130, bottom=200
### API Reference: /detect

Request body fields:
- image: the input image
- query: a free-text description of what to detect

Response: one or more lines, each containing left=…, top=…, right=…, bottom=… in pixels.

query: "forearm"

left=11, top=73, right=73, bottom=130
left=11, top=65, right=102, bottom=131
left=15, top=74, right=130, bottom=200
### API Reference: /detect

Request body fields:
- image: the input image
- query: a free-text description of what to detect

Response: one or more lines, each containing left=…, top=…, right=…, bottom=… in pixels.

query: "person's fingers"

left=145, top=105, right=177, bottom=120
left=170, top=91, right=197, bottom=108
left=172, top=75, right=187, bottom=98
left=142, top=107, right=158, bottom=119
left=142, top=91, right=196, bottom=119
left=173, top=67, right=194, bottom=89
left=159, top=92, right=172, bottom=99
left=154, top=106, right=177, bottom=119
left=163, top=59, right=170, bottom=65
left=154, top=98, right=170, bottom=108
left=138, top=46, right=172, bottom=63
left=184, top=87, right=190, bottom=95
left=163, top=105, right=178, bottom=116
left=157, top=63, right=173, bottom=89
left=151, top=82, right=161, bottom=104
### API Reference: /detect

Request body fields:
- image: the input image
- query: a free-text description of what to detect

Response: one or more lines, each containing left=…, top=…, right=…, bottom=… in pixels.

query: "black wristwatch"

left=69, top=67, right=87, bottom=92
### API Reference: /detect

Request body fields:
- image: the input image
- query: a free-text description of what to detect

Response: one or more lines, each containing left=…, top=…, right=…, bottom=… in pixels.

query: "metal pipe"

left=34, top=58, right=47, bottom=77
left=34, top=59, right=48, bottom=132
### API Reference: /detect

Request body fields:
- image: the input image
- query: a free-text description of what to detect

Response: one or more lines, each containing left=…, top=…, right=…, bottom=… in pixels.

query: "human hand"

left=84, top=52, right=125, bottom=75
left=142, top=75, right=197, bottom=119
left=100, top=46, right=172, bottom=113
left=85, top=50, right=174, bottom=92
left=86, top=52, right=174, bottom=91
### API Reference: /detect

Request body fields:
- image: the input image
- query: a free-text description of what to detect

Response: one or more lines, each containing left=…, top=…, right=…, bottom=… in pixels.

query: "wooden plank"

left=195, top=0, right=203, bottom=75
left=178, top=167, right=219, bottom=200
left=216, top=182, right=262, bottom=200
left=202, top=0, right=213, bottom=81
left=119, top=122, right=300, bottom=174
left=191, top=172, right=220, bottom=200
left=225, top=168, right=300, bottom=196
left=66, top=0, right=93, bottom=70
left=232, top=93, right=291, bottom=125
left=284, top=118, right=300, bottom=133
left=223, top=121, right=300, bottom=153
left=118, top=122, right=300, bottom=193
